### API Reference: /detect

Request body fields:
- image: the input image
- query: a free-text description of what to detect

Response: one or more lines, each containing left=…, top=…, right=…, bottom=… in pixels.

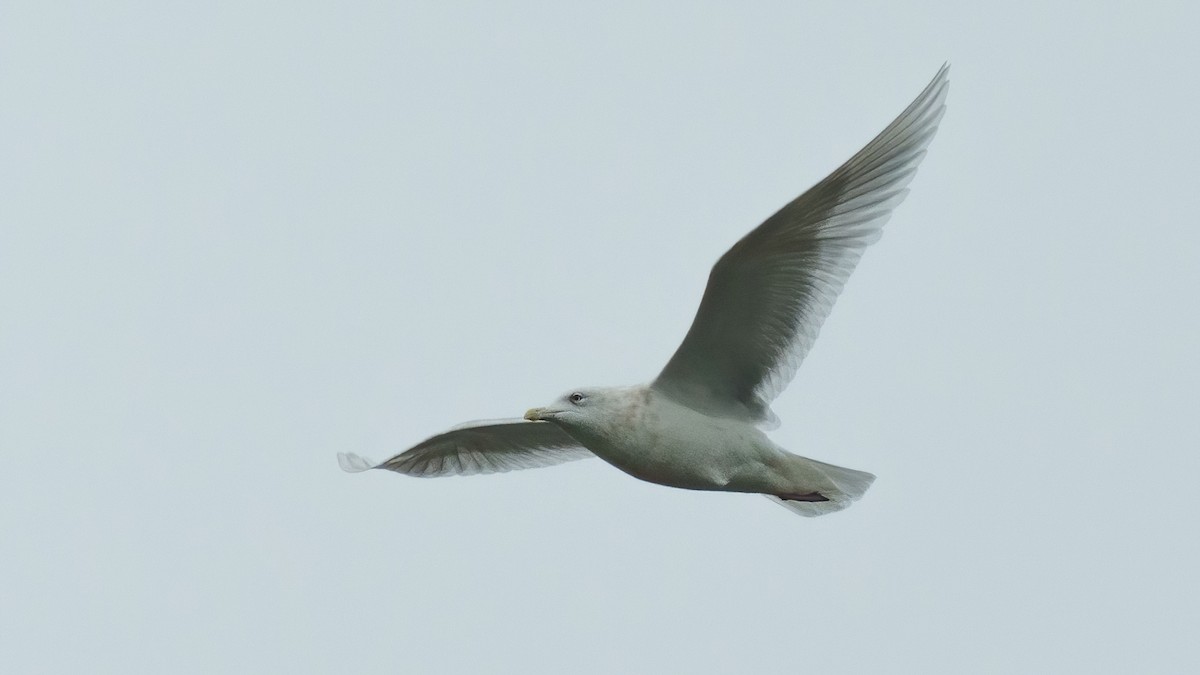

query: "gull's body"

left=530, top=386, right=874, bottom=516
left=340, top=65, right=948, bottom=517
left=549, top=385, right=777, bottom=493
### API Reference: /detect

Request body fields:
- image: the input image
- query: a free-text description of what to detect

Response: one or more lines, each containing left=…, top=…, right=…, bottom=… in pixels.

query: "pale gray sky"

left=3, top=2, right=1198, bottom=673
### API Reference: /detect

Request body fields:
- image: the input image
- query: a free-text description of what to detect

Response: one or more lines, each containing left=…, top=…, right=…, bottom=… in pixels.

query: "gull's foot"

left=777, top=491, right=830, bottom=502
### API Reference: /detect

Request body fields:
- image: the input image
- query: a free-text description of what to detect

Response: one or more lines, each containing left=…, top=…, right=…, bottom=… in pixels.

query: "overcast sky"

left=3, top=1, right=1198, bottom=673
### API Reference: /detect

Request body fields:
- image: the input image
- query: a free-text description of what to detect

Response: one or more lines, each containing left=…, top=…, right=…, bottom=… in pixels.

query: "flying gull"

left=340, top=65, right=949, bottom=517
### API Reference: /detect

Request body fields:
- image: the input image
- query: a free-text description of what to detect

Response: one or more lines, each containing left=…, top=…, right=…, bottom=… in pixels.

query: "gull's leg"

left=776, top=491, right=830, bottom=502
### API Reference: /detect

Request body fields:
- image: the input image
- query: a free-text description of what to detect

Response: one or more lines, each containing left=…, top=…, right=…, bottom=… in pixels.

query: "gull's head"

left=524, top=387, right=627, bottom=430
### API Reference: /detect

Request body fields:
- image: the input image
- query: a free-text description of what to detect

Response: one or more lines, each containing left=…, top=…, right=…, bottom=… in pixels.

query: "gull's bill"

left=653, top=64, right=949, bottom=429
left=337, top=418, right=593, bottom=478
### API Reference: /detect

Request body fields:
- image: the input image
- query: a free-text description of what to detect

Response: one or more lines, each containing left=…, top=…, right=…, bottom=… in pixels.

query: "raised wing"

left=653, top=64, right=949, bottom=427
left=338, top=418, right=593, bottom=477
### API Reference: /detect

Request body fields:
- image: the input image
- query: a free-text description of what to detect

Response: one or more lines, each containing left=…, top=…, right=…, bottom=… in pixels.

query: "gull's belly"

left=580, top=398, right=783, bottom=493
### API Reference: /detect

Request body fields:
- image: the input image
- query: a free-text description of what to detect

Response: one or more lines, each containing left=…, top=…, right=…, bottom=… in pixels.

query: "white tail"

left=766, top=457, right=876, bottom=517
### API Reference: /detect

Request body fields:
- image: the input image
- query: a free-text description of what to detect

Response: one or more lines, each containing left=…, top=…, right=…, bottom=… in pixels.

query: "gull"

left=339, top=65, right=948, bottom=517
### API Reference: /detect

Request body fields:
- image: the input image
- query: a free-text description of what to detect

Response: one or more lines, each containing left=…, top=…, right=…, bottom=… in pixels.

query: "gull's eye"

left=569, top=392, right=585, bottom=404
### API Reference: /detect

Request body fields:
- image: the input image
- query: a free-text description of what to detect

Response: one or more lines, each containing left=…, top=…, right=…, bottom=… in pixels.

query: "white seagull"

left=340, top=65, right=948, bottom=517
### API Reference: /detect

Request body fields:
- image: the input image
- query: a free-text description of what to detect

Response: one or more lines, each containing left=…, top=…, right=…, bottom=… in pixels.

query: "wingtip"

left=338, top=452, right=378, bottom=473
left=929, top=62, right=951, bottom=94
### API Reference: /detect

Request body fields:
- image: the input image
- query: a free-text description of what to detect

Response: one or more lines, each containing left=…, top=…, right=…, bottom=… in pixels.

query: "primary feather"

left=338, top=419, right=592, bottom=478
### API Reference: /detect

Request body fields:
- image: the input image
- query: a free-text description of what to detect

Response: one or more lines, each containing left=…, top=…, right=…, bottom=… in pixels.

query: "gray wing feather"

left=653, top=64, right=949, bottom=427
left=337, top=419, right=592, bottom=477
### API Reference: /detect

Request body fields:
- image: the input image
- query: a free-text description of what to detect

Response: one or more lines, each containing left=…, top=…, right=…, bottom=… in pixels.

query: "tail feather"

left=767, top=458, right=876, bottom=518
